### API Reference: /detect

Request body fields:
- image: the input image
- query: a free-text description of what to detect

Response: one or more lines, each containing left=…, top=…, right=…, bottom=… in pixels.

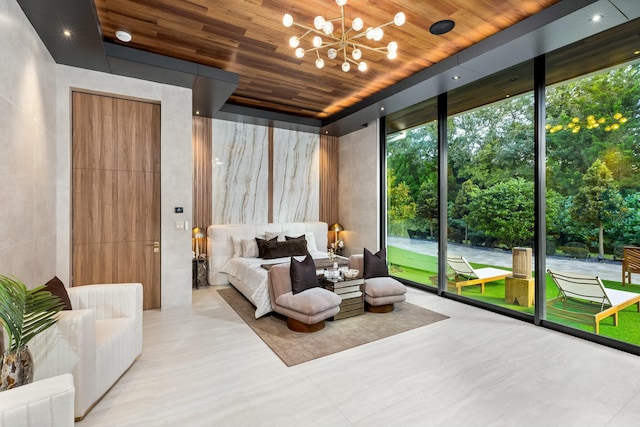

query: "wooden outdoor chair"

left=547, top=269, right=640, bottom=334
left=446, top=255, right=511, bottom=295
left=622, top=246, right=640, bottom=286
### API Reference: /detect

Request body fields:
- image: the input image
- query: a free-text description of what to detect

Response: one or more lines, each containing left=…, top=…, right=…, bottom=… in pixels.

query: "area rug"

left=218, top=287, right=449, bottom=366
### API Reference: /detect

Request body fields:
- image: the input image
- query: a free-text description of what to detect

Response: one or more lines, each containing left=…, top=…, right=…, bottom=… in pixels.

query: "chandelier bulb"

left=316, top=58, right=325, bottom=69
left=323, top=21, right=334, bottom=34
left=386, top=50, right=397, bottom=60
left=341, top=61, right=350, bottom=72
left=327, top=48, right=338, bottom=59
left=352, top=48, right=362, bottom=60
left=352, top=17, right=363, bottom=31
left=283, top=14, right=293, bottom=28
left=313, top=36, right=323, bottom=48
left=289, top=36, right=299, bottom=48
left=365, top=27, right=374, bottom=40
left=336, top=0, right=347, bottom=6
left=358, top=61, right=367, bottom=72
left=373, top=28, right=384, bottom=42
left=394, top=12, right=406, bottom=26
left=314, top=16, right=326, bottom=30
left=387, top=41, right=398, bottom=52
left=295, top=48, right=305, bottom=58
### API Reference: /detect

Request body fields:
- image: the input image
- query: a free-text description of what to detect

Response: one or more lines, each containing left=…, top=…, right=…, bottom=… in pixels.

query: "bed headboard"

left=206, top=222, right=328, bottom=285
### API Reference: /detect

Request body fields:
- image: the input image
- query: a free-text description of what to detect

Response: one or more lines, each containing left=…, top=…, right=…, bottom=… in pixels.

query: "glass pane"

left=545, top=53, right=640, bottom=343
left=446, top=61, right=535, bottom=314
left=386, top=98, right=439, bottom=288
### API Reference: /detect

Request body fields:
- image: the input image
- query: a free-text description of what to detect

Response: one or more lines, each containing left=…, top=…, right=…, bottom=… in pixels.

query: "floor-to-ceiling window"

left=382, top=16, right=640, bottom=353
left=544, top=55, right=640, bottom=345
left=385, top=98, right=439, bottom=289
left=446, top=61, right=535, bottom=313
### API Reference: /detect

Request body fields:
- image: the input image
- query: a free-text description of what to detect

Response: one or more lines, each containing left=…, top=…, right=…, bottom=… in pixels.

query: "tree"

left=467, top=178, right=535, bottom=248
left=416, top=180, right=438, bottom=238
left=450, top=179, right=479, bottom=242
left=387, top=168, right=416, bottom=222
left=570, top=159, right=625, bottom=258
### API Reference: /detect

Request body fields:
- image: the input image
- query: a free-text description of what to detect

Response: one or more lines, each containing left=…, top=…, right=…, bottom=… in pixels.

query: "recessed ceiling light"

left=380, top=107, right=385, bottom=111
left=63, top=29, right=71, bottom=37
left=195, top=111, right=200, bottom=115
left=430, top=20, right=455, bottom=35
left=452, top=75, right=461, bottom=80
left=505, top=94, right=510, bottom=98
left=590, top=14, right=603, bottom=23
left=634, top=50, right=640, bottom=55
left=116, top=30, right=132, bottom=43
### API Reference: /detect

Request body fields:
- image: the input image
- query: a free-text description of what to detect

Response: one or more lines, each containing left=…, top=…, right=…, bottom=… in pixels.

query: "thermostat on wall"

left=175, top=207, right=184, bottom=214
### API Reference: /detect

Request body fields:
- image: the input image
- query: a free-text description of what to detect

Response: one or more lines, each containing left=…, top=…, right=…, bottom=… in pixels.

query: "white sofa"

left=0, top=373, right=75, bottom=427
left=29, top=283, right=143, bottom=420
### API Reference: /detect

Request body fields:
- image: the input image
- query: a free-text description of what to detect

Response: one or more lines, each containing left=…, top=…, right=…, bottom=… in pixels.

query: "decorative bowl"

left=343, top=269, right=359, bottom=279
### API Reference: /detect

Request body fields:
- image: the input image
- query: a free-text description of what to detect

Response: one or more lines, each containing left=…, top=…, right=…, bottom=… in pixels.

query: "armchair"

left=0, top=373, right=74, bottom=427
left=29, top=283, right=143, bottom=420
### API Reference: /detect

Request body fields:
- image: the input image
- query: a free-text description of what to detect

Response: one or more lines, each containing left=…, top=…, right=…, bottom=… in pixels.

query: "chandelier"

left=282, top=0, right=406, bottom=72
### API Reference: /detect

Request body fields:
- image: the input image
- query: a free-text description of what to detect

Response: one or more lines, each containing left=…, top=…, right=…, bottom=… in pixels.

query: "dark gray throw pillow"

left=363, top=247, right=389, bottom=279
left=290, top=255, right=319, bottom=295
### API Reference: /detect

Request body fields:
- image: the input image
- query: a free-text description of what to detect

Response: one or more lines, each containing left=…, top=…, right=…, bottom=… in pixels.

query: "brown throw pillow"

left=263, top=239, right=309, bottom=259
left=363, top=248, right=389, bottom=279
left=256, top=236, right=277, bottom=258
left=290, top=255, right=319, bottom=295
left=43, top=276, right=73, bottom=310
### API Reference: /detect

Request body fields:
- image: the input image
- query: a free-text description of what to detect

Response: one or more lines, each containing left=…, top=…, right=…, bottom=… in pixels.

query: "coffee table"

left=321, top=277, right=364, bottom=320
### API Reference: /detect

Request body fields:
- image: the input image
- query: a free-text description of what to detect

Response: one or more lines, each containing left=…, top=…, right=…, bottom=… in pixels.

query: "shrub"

left=558, top=242, right=589, bottom=258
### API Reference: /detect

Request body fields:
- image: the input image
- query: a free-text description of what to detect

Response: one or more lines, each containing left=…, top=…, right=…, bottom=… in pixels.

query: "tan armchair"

left=622, top=246, right=640, bottom=286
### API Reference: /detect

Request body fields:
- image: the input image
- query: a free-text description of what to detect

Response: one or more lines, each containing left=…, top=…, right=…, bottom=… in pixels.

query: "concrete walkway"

left=388, top=236, right=627, bottom=283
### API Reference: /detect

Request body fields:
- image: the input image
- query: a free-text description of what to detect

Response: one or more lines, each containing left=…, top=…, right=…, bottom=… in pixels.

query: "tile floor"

left=76, top=285, right=640, bottom=427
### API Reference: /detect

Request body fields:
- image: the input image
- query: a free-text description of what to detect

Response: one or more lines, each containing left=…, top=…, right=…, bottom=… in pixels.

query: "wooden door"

left=72, top=92, right=161, bottom=309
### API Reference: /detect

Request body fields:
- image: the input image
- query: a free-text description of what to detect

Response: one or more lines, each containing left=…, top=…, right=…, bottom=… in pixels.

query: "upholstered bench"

left=268, top=262, right=341, bottom=332
left=350, top=252, right=407, bottom=313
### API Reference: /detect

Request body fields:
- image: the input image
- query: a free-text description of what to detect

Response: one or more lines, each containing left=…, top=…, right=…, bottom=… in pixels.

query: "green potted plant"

left=0, top=275, right=64, bottom=391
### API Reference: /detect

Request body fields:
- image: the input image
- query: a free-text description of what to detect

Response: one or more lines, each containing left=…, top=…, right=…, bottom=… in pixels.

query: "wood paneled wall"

left=319, top=134, right=339, bottom=226
left=192, top=116, right=212, bottom=231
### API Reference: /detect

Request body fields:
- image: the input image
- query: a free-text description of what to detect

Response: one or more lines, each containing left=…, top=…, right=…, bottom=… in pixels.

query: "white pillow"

left=304, top=232, right=318, bottom=253
left=264, top=230, right=290, bottom=242
left=241, top=238, right=259, bottom=258
left=232, top=237, right=243, bottom=257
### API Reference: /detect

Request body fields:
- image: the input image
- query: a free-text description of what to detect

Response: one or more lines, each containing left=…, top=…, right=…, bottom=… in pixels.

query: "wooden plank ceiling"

left=93, top=0, right=561, bottom=120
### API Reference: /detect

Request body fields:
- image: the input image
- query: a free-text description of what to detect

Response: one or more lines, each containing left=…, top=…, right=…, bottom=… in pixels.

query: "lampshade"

left=192, top=227, right=205, bottom=238
left=329, top=223, right=344, bottom=232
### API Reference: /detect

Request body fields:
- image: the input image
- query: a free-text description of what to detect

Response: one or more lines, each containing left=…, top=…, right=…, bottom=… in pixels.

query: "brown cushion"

left=263, top=239, right=309, bottom=260
left=290, top=255, right=319, bottom=294
left=43, top=276, right=72, bottom=310
left=364, top=248, right=389, bottom=279
left=256, top=237, right=277, bottom=258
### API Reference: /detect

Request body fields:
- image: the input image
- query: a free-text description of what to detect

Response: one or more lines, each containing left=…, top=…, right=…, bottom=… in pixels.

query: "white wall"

left=55, top=66, right=193, bottom=308
left=339, top=120, right=380, bottom=256
left=0, top=0, right=57, bottom=287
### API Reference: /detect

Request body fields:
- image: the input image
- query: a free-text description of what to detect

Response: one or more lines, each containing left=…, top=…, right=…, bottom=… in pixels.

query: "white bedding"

left=220, top=252, right=329, bottom=318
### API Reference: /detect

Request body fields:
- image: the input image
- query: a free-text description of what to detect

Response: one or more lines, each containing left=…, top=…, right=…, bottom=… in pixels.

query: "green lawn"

left=388, top=245, right=640, bottom=346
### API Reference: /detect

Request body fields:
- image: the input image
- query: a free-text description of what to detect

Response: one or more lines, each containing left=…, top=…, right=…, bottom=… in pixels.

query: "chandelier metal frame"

left=283, top=0, right=405, bottom=72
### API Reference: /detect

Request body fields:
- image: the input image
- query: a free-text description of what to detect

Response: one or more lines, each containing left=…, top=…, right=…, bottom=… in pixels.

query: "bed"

left=207, top=222, right=331, bottom=318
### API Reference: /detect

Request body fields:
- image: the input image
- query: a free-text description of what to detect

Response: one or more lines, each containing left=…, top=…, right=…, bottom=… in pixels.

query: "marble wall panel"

left=211, top=120, right=269, bottom=224
left=273, top=128, right=319, bottom=223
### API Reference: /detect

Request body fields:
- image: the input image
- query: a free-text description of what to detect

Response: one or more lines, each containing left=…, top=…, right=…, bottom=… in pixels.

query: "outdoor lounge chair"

left=547, top=269, right=640, bottom=334
left=446, top=255, right=511, bottom=295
